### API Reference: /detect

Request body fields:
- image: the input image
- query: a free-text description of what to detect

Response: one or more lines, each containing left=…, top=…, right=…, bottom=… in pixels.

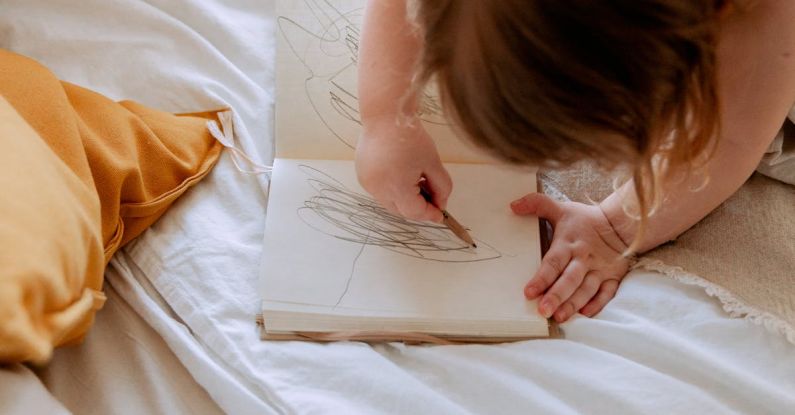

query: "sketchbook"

left=259, top=0, right=547, bottom=341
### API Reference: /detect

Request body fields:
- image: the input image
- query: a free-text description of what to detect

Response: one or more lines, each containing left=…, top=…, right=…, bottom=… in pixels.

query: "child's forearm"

left=602, top=0, right=795, bottom=253
left=600, top=142, right=767, bottom=254
left=603, top=99, right=788, bottom=253
left=355, top=1, right=452, bottom=221
left=358, top=0, right=420, bottom=127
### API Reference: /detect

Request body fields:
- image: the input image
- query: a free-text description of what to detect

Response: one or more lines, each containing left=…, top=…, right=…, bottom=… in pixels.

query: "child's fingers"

left=423, top=165, right=453, bottom=210
left=579, top=279, right=620, bottom=317
left=381, top=200, right=401, bottom=217
left=554, top=272, right=602, bottom=322
left=510, top=193, right=563, bottom=224
left=395, top=192, right=444, bottom=222
left=538, top=258, right=587, bottom=318
left=524, top=245, right=572, bottom=299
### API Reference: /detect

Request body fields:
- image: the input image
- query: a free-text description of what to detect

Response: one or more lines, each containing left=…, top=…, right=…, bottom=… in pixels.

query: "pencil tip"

left=472, top=243, right=478, bottom=248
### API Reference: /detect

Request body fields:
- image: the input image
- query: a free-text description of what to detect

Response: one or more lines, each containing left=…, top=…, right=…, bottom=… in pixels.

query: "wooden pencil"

left=442, top=210, right=477, bottom=248
left=419, top=184, right=477, bottom=248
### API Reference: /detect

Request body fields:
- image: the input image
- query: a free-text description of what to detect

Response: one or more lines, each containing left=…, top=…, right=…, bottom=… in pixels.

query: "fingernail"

left=524, top=284, right=538, bottom=299
left=554, top=310, right=567, bottom=323
left=510, top=199, right=528, bottom=214
left=540, top=298, right=554, bottom=318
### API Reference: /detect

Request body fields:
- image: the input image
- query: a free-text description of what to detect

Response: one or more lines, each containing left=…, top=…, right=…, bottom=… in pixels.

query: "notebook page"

left=275, top=0, right=491, bottom=163
left=260, top=159, right=542, bottom=323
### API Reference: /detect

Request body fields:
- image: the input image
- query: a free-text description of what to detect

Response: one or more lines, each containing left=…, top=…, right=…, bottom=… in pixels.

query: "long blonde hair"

left=410, top=0, right=723, bottom=252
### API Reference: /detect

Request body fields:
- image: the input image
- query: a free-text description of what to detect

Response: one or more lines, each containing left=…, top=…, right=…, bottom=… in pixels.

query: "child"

left=355, top=1, right=795, bottom=323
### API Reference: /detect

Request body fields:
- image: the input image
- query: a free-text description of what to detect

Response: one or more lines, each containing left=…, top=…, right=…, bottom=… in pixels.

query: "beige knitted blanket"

left=541, top=162, right=795, bottom=344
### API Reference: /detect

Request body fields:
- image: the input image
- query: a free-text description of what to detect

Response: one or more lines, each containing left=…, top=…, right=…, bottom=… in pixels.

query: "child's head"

left=411, top=0, right=724, bottom=231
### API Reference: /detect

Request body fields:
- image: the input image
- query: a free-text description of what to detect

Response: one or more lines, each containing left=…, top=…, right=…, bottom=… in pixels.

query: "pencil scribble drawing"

left=295, top=164, right=502, bottom=307
left=296, top=165, right=502, bottom=262
left=277, top=0, right=447, bottom=149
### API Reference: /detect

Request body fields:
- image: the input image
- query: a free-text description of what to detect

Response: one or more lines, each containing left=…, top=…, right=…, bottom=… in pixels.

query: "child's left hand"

left=510, top=193, right=631, bottom=322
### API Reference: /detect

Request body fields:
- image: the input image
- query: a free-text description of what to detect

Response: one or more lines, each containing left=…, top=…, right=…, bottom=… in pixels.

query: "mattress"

left=1, top=1, right=793, bottom=414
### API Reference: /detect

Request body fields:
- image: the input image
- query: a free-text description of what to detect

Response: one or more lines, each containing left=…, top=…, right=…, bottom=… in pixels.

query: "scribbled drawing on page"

left=277, top=0, right=447, bottom=149
left=296, top=165, right=502, bottom=263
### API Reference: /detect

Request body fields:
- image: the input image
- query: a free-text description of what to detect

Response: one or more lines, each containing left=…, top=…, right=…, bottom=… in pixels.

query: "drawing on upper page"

left=277, top=0, right=447, bottom=149
left=296, top=165, right=502, bottom=263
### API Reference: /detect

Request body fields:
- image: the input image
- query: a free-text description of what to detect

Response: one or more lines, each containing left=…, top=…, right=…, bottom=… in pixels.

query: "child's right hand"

left=356, top=119, right=452, bottom=223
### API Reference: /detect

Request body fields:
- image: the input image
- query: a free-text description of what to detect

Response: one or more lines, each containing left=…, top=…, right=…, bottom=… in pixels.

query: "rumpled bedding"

left=1, top=1, right=793, bottom=414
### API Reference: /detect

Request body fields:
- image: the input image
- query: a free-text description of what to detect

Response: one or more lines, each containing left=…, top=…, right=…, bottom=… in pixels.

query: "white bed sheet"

left=0, top=365, right=68, bottom=415
left=2, top=0, right=793, bottom=414
left=35, top=279, right=224, bottom=415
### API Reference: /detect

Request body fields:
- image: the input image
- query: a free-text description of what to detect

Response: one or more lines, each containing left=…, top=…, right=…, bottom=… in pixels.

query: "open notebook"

left=258, top=0, right=548, bottom=342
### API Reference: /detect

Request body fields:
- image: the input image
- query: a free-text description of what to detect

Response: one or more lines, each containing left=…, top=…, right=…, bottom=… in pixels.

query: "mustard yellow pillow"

left=0, top=96, right=105, bottom=363
left=0, top=49, right=223, bottom=363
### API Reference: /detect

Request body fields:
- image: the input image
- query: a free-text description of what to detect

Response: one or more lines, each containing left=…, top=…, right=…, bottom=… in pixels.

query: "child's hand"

left=356, top=120, right=452, bottom=222
left=510, top=193, right=631, bottom=322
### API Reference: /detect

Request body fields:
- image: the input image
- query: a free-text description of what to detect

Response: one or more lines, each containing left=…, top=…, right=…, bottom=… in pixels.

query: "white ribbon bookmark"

left=207, top=110, right=273, bottom=175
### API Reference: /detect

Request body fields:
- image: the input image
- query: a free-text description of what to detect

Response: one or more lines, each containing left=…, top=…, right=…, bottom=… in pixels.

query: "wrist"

left=361, top=113, right=396, bottom=136
left=598, top=192, right=638, bottom=253
left=360, top=95, right=419, bottom=138
left=361, top=113, right=425, bottom=142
